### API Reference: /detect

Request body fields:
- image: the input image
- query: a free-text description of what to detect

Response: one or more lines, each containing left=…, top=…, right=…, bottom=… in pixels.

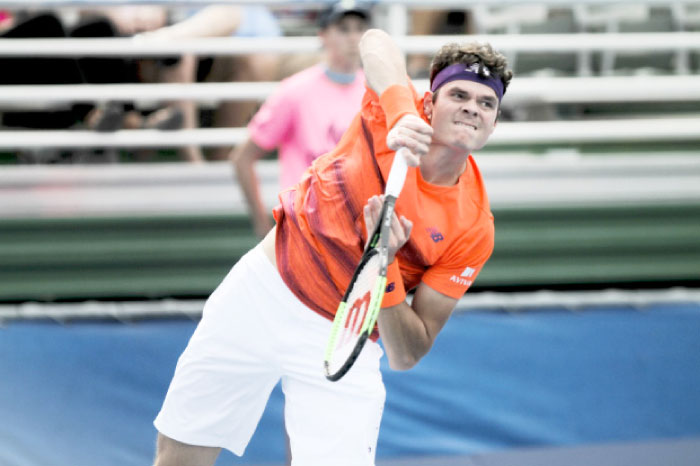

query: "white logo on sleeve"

left=449, top=266, right=476, bottom=287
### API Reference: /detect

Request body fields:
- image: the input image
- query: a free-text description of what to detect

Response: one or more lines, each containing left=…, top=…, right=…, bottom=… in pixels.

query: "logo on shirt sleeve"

left=449, top=266, right=477, bottom=287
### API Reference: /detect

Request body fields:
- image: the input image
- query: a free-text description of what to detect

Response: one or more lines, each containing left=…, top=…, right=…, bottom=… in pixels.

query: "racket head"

left=323, top=149, right=408, bottom=381
left=324, top=248, right=387, bottom=381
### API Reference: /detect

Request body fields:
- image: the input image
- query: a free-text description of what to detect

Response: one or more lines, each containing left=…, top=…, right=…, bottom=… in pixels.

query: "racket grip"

left=385, top=147, right=409, bottom=198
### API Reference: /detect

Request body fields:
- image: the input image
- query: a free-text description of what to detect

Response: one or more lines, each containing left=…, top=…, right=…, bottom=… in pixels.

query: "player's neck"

left=419, top=148, right=468, bottom=186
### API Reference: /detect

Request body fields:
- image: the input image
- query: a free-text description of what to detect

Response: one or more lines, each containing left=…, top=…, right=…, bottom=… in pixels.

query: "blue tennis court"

left=2, top=297, right=699, bottom=465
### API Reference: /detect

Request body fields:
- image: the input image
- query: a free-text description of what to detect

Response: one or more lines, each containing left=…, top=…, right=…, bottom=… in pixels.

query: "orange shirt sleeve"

left=421, top=225, right=494, bottom=299
left=361, top=81, right=424, bottom=143
left=378, top=84, right=421, bottom=130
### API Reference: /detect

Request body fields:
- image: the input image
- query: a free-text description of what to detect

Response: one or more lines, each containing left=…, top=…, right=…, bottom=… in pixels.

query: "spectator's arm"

left=231, top=138, right=273, bottom=239
left=140, top=6, right=243, bottom=39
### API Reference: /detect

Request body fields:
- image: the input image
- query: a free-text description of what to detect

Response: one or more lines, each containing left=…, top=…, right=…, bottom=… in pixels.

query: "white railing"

left=1, top=32, right=699, bottom=56
left=0, top=117, right=698, bottom=149
left=2, top=154, right=699, bottom=218
left=1, top=75, right=700, bottom=105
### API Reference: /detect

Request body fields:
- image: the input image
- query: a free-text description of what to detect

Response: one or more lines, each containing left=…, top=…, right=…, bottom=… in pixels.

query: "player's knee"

left=153, top=433, right=220, bottom=466
left=153, top=433, right=177, bottom=466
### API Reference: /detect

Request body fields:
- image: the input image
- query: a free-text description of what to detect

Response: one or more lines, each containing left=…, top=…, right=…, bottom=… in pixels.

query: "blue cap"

left=319, top=0, right=371, bottom=28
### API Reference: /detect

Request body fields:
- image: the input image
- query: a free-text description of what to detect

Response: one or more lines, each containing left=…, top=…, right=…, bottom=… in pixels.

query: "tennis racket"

left=323, top=148, right=410, bottom=382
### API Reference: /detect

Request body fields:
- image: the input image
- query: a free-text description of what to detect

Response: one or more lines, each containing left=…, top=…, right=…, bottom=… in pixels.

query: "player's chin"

left=448, top=138, right=473, bottom=154
left=455, top=134, right=488, bottom=153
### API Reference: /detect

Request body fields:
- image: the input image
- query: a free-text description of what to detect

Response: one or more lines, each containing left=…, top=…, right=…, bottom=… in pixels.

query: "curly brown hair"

left=429, top=42, right=513, bottom=97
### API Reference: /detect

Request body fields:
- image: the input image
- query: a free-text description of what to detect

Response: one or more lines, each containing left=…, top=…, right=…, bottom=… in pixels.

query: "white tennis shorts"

left=154, top=244, right=386, bottom=466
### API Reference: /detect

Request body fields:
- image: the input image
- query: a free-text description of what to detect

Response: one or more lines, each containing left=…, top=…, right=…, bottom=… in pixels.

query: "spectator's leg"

left=69, top=17, right=145, bottom=132
left=206, top=54, right=279, bottom=161
left=142, top=54, right=204, bottom=163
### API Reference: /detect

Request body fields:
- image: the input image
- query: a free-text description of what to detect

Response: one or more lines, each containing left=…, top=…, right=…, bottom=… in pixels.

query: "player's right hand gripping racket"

left=323, top=148, right=410, bottom=382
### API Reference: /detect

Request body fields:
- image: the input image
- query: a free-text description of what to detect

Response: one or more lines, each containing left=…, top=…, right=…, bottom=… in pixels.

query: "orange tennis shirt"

left=272, top=80, right=494, bottom=332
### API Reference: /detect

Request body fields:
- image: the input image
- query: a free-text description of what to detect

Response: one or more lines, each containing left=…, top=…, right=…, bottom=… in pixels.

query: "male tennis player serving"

left=153, top=28, right=512, bottom=466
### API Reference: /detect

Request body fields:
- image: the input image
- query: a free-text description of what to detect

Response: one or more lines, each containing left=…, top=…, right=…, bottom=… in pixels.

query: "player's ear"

left=423, top=91, right=433, bottom=123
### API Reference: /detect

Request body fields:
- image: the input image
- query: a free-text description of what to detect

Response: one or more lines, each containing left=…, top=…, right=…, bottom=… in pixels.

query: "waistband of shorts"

left=244, top=244, right=383, bottom=349
left=243, top=243, right=350, bottom=332
left=242, top=243, right=306, bottom=308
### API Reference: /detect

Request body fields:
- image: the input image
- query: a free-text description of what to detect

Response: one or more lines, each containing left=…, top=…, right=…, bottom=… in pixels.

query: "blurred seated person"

left=74, top=6, right=200, bottom=160
left=137, top=5, right=282, bottom=162
left=231, top=1, right=372, bottom=238
left=0, top=8, right=198, bottom=163
left=0, top=9, right=185, bottom=135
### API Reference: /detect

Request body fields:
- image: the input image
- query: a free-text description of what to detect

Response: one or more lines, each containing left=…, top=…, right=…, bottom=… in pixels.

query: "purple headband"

left=430, top=63, right=505, bottom=101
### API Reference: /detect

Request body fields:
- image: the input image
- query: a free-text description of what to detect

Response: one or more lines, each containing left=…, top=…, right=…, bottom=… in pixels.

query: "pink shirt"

left=247, top=64, right=366, bottom=190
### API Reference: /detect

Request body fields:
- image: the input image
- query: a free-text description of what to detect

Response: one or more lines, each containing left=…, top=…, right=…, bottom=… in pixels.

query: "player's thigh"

left=155, top=337, right=280, bottom=451
left=155, top=247, right=283, bottom=453
left=154, top=432, right=221, bottom=466
left=282, top=344, right=385, bottom=466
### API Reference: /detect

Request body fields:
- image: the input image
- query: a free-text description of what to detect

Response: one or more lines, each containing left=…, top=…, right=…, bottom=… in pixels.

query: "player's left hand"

left=363, top=194, right=413, bottom=264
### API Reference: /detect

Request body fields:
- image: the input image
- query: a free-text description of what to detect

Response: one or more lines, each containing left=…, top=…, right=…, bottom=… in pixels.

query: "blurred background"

left=1, top=0, right=699, bottom=465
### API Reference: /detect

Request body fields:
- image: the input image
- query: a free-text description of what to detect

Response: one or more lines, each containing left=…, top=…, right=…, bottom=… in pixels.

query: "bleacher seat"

left=613, top=6, right=677, bottom=75
left=472, top=5, right=580, bottom=77
left=515, top=8, right=580, bottom=77
left=679, top=2, right=700, bottom=73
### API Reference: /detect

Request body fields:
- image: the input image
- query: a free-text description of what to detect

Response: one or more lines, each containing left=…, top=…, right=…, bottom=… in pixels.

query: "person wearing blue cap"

left=232, top=0, right=373, bottom=238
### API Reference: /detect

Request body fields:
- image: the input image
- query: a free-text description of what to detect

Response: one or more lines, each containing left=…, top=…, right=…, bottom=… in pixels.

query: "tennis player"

left=153, top=28, right=512, bottom=466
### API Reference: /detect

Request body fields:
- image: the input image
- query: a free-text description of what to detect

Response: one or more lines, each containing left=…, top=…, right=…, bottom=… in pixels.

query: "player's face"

left=424, top=80, right=499, bottom=153
left=320, top=15, right=369, bottom=71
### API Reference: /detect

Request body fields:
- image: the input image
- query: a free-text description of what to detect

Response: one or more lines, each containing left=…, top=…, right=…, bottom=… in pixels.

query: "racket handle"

left=385, top=147, right=409, bottom=198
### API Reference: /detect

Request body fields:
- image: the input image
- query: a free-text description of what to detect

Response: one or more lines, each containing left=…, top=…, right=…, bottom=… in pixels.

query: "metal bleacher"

left=0, top=0, right=699, bottom=303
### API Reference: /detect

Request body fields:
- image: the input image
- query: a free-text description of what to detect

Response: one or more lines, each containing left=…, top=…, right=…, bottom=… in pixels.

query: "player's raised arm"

left=359, top=28, right=409, bottom=95
left=360, top=29, right=432, bottom=162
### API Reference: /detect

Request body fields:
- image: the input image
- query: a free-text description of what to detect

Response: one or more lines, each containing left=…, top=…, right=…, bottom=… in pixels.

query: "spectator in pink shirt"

left=232, top=1, right=372, bottom=238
